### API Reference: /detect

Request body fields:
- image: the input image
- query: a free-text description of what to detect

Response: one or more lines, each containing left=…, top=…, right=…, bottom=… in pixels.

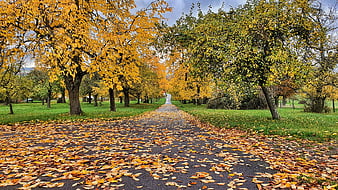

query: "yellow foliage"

left=1, top=0, right=171, bottom=88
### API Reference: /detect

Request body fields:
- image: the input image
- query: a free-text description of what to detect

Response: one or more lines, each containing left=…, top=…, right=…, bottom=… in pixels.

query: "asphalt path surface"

left=0, top=95, right=277, bottom=189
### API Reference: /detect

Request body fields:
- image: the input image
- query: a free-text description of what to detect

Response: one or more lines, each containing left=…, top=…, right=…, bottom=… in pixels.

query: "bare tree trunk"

left=282, top=96, right=287, bottom=106
left=261, top=86, right=280, bottom=120
left=5, top=95, right=14, bottom=115
left=64, top=72, right=85, bottom=115
left=196, top=86, right=201, bottom=105
left=88, top=91, right=92, bottom=104
left=47, top=87, right=52, bottom=108
left=63, top=55, right=86, bottom=115
left=144, top=95, right=149, bottom=103
left=93, top=94, right=98, bottom=107
left=109, top=87, right=116, bottom=112
left=60, top=87, right=66, bottom=103
left=9, top=103, right=13, bottom=115
left=309, top=96, right=326, bottom=113
left=66, top=83, right=82, bottom=115
left=137, top=93, right=141, bottom=104
left=47, top=96, right=51, bottom=108
left=274, top=97, right=279, bottom=108
left=123, top=87, right=130, bottom=107
left=333, top=99, right=335, bottom=113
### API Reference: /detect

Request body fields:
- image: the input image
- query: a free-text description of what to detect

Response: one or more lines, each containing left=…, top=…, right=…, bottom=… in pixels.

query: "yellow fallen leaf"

left=165, top=182, right=178, bottom=186
left=201, top=179, right=215, bottom=183
left=252, top=178, right=263, bottom=184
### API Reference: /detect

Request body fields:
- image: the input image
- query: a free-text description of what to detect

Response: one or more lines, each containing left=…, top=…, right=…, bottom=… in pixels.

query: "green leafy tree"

left=301, top=4, right=337, bottom=113
left=156, top=7, right=213, bottom=103
left=27, top=68, right=56, bottom=108
left=132, top=56, right=164, bottom=104
left=80, top=74, right=100, bottom=105
left=175, top=0, right=323, bottom=119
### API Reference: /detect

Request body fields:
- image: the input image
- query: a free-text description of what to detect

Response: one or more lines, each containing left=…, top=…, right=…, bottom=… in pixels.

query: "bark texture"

left=261, top=86, right=280, bottom=120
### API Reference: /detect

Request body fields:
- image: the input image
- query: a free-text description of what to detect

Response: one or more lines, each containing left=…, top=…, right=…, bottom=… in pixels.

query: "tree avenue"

left=1, top=0, right=171, bottom=115
left=1, top=0, right=336, bottom=117
left=159, top=0, right=336, bottom=119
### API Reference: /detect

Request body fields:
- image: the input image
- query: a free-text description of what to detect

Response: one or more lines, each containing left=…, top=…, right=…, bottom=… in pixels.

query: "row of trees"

left=158, top=0, right=337, bottom=119
left=1, top=0, right=171, bottom=115
left=0, top=65, right=165, bottom=114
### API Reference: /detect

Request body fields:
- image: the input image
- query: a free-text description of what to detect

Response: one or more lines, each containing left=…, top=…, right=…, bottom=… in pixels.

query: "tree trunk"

left=123, top=87, right=130, bottom=107
left=47, top=96, right=51, bottom=108
left=310, top=96, right=326, bottom=113
left=196, top=86, right=202, bottom=105
left=261, top=86, right=280, bottom=120
left=88, top=92, right=92, bottom=104
left=136, top=93, right=141, bottom=104
left=144, top=95, right=149, bottom=103
left=93, top=94, right=98, bottom=107
left=274, top=97, right=279, bottom=108
left=47, top=87, right=52, bottom=108
left=5, top=95, right=14, bottom=114
left=9, top=103, right=13, bottom=115
left=60, top=87, right=66, bottom=103
left=333, top=99, right=335, bottom=113
left=64, top=72, right=85, bottom=115
left=282, top=96, right=287, bottom=106
left=109, top=87, right=116, bottom=112
left=192, top=99, right=196, bottom=105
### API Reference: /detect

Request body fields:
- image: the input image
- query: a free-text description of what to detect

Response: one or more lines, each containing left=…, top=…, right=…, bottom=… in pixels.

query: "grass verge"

left=0, top=99, right=165, bottom=125
left=173, top=101, right=338, bottom=142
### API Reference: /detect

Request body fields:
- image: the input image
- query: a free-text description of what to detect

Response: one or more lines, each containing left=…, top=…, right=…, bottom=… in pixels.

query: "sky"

left=136, top=0, right=337, bottom=25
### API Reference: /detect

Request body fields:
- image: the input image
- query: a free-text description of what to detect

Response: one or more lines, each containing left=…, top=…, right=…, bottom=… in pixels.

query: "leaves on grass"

left=189, top=113, right=337, bottom=190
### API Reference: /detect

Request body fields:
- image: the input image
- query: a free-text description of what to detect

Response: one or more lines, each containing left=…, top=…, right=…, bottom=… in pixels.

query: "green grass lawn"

left=0, top=99, right=165, bottom=125
left=173, top=101, right=338, bottom=142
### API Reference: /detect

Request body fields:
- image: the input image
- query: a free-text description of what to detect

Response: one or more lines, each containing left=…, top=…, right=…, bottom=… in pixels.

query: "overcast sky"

left=136, top=0, right=337, bottom=25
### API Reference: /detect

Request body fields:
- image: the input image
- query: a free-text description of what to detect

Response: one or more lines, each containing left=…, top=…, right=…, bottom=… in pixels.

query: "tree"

left=5, top=0, right=170, bottom=115
left=0, top=74, right=33, bottom=114
left=94, top=1, right=170, bottom=109
left=27, top=68, right=56, bottom=108
left=92, top=81, right=109, bottom=107
left=0, top=1, right=29, bottom=114
left=301, top=4, right=337, bottom=113
left=133, top=56, right=166, bottom=104
left=80, top=74, right=100, bottom=104
left=171, top=0, right=323, bottom=119
left=156, top=8, right=213, bottom=103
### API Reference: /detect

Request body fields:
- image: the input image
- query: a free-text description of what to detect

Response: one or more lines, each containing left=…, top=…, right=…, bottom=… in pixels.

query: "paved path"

left=118, top=102, right=276, bottom=190
left=0, top=98, right=277, bottom=190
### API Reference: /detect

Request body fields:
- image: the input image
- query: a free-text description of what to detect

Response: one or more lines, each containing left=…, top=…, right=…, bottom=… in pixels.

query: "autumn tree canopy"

left=159, top=0, right=333, bottom=119
left=1, top=0, right=171, bottom=115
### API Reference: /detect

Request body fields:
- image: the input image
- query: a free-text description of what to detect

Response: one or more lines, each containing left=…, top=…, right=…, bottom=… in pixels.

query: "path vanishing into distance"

left=0, top=95, right=336, bottom=189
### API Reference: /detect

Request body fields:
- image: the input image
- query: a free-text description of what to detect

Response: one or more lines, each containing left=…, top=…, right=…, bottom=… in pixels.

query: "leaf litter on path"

left=0, top=104, right=336, bottom=189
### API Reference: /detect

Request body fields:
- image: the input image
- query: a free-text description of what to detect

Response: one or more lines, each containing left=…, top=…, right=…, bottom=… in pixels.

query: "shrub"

left=207, top=95, right=238, bottom=109
left=240, top=94, right=267, bottom=110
